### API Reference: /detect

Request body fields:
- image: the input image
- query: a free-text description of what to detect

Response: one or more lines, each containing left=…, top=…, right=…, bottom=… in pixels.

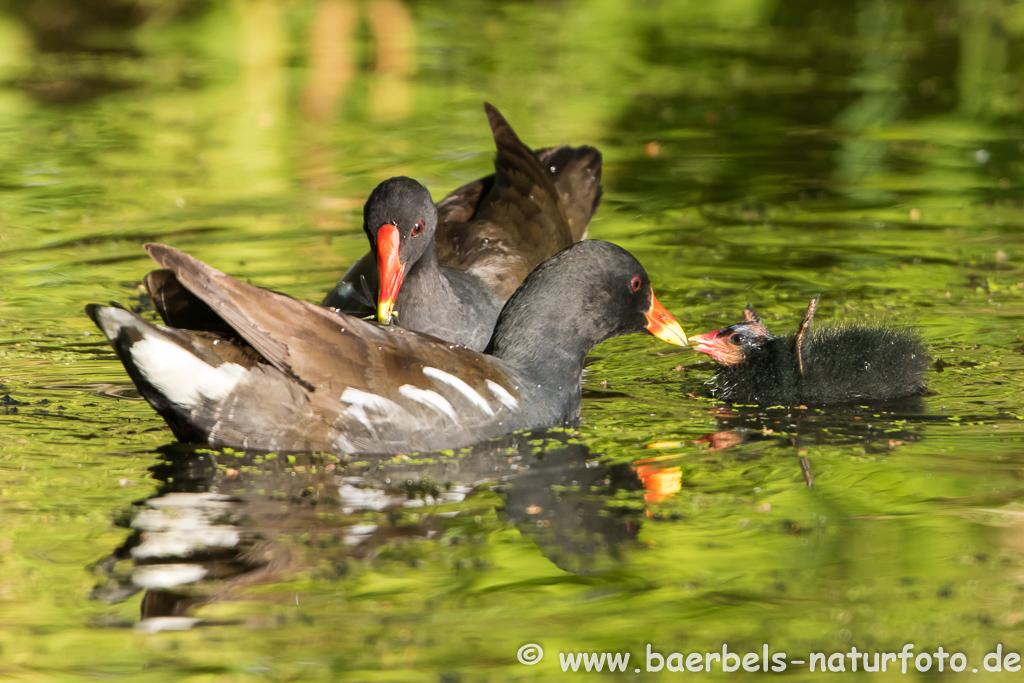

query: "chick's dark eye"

left=730, top=333, right=746, bottom=345
left=630, top=276, right=641, bottom=292
left=411, top=220, right=424, bottom=236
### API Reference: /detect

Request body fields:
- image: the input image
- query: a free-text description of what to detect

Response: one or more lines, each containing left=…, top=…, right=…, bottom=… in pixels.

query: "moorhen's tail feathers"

left=534, top=144, right=602, bottom=241
left=85, top=304, right=308, bottom=446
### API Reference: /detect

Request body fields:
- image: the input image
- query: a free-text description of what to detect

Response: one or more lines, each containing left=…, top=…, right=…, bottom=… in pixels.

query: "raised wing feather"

left=437, top=104, right=577, bottom=300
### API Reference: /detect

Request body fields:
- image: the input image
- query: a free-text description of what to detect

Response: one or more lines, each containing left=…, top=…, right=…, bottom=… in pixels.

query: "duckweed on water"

left=2, top=0, right=1024, bottom=680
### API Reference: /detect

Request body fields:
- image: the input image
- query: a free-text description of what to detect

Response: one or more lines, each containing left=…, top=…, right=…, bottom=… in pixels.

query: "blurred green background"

left=2, top=0, right=1024, bottom=680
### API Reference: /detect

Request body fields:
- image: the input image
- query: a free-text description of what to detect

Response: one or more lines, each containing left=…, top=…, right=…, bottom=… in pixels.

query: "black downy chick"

left=689, top=297, right=929, bottom=406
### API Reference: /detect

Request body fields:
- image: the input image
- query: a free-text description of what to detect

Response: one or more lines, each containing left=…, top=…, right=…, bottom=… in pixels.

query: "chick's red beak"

left=688, top=329, right=721, bottom=357
left=645, top=292, right=688, bottom=346
left=376, top=223, right=403, bottom=324
left=689, top=329, right=744, bottom=366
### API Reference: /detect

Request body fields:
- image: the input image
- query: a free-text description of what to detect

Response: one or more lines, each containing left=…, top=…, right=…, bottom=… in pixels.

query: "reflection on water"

left=698, top=398, right=929, bottom=450
left=93, top=432, right=648, bottom=631
left=2, top=0, right=1024, bottom=678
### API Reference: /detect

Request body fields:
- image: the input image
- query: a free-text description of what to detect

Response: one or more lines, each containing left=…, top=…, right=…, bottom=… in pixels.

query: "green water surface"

left=2, top=0, right=1024, bottom=680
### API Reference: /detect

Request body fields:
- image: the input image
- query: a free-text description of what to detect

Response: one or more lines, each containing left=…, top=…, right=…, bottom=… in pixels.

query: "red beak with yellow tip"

left=645, top=292, right=688, bottom=346
left=688, top=329, right=721, bottom=356
left=375, top=224, right=404, bottom=324
left=688, top=329, right=745, bottom=366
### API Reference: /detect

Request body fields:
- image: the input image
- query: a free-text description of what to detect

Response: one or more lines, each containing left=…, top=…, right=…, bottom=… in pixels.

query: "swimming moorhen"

left=689, top=297, right=929, bottom=406
left=322, top=103, right=602, bottom=350
left=88, top=241, right=687, bottom=454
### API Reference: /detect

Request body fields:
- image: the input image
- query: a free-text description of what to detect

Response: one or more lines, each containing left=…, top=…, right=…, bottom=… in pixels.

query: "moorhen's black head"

left=362, top=176, right=439, bottom=324
left=489, top=240, right=688, bottom=372
left=689, top=305, right=773, bottom=366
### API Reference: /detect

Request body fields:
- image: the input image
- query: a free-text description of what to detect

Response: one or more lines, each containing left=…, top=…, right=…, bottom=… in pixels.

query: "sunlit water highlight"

left=2, top=0, right=1024, bottom=679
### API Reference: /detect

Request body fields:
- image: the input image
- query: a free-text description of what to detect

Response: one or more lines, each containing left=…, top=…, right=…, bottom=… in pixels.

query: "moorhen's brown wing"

left=437, top=103, right=575, bottom=301
left=145, top=244, right=524, bottom=450
left=533, top=143, right=602, bottom=242
left=434, top=143, right=599, bottom=242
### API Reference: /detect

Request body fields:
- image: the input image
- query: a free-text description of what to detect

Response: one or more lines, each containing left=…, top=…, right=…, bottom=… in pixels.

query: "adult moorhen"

left=88, top=241, right=687, bottom=455
left=689, top=297, right=928, bottom=406
left=323, top=103, right=602, bottom=350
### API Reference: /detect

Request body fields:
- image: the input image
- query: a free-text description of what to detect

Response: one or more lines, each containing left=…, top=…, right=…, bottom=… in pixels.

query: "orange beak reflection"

left=645, top=292, right=688, bottom=346
left=376, top=223, right=404, bottom=324
left=633, top=454, right=683, bottom=504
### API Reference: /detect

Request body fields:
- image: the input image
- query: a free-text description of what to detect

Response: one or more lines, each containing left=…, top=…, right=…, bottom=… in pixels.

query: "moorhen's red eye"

left=630, top=276, right=641, bottom=292
left=411, top=221, right=425, bottom=236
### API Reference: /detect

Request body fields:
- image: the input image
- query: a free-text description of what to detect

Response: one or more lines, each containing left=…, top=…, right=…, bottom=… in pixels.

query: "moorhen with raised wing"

left=689, top=297, right=928, bottom=406
left=323, top=103, right=602, bottom=350
left=88, top=241, right=686, bottom=454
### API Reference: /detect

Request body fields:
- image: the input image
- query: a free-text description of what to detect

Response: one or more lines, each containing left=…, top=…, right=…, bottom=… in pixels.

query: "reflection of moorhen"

left=324, top=103, right=602, bottom=350
left=87, top=241, right=686, bottom=454
left=498, top=443, right=644, bottom=574
left=690, top=297, right=929, bottom=406
left=92, top=433, right=646, bottom=630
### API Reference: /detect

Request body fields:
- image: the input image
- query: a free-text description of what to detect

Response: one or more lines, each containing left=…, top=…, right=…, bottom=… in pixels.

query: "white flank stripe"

left=340, top=388, right=405, bottom=434
left=423, top=367, right=494, bottom=416
left=344, top=404, right=375, bottom=432
left=485, top=380, right=519, bottom=411
left=130, top=337, right=246, bottom=409
left=340, top=387, right=401, bottom=412
left=399, top=385, right=458, bottom=421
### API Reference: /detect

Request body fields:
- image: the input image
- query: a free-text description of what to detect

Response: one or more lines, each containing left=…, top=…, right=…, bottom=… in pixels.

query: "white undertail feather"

left=94, top=307, right=129, bottom=340
left=95, top=307, right=246, bottom=409
left=132, top=338, right=247, bottom=408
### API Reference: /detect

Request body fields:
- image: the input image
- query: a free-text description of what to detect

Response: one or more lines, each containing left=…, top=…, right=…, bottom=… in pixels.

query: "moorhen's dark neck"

left=488, top=281, right=607, bottom=410
left=397, top=238, right=460, bottom=316
left=400, top=237, right=442, bottom=291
